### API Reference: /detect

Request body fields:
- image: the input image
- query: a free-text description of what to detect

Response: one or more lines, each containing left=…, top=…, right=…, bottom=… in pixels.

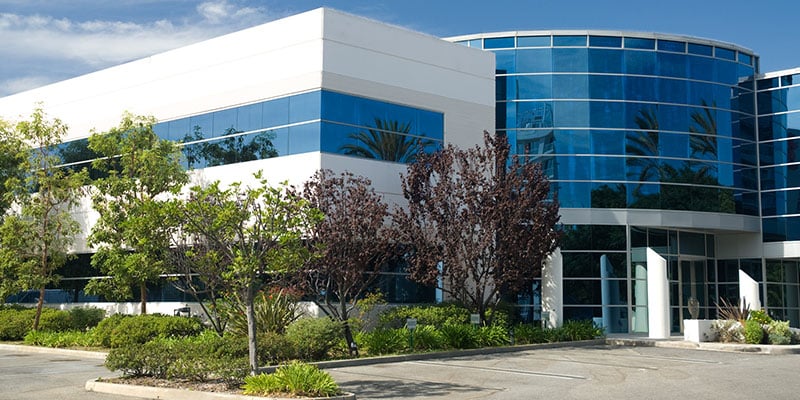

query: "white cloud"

left=0, top=0, right=274, bottom=95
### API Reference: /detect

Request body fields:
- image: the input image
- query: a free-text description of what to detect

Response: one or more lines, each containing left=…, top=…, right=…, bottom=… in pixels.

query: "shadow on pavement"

left=338, top=379, right=496, bottom=398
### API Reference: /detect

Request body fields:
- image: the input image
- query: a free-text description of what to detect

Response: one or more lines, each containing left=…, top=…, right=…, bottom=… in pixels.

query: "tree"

left=0, top=108, right=87, bottom=330
left=340, top=118, right=434, bottom=163
left=393, top=131, right=561, bottom=324
left=85, top=113, right=188, bottom=314
left=170, top=173, right=321, bottom=374
left=0, top=118, right=27, bottom=214
left=183, top=127, right=279, bottom=168
left=300, top=170, right=394, bottom=356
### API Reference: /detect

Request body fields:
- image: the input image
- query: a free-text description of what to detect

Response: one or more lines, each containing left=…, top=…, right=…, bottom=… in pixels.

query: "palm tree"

left=688, top=100, right=719, bottom=179
left=340, top=118, right=435, bottom=163
left=626, top=109, right=663, bottom=184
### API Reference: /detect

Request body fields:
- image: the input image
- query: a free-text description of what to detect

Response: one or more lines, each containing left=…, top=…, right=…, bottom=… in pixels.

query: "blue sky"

left=2, top=0, right=799, bottom=97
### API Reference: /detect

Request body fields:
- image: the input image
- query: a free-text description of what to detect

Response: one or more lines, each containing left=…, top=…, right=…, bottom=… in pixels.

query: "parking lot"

left=327, top=345, right=800, bottom=400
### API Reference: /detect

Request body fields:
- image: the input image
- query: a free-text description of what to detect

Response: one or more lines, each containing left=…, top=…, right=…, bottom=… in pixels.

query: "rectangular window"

left=687, top=43, right=713, bottom=56
left=657, top=39, right=685, bottom=53
left=553, top=35, right=587, bottom=47
left=589, top=36, right=621, bottom=48
left=484, top=37, right=515, bottom=49
left=624, top=37, right=655, bottom=50
left=715, top=47, right=736, bottom=61
left=518, top=35, right=550, bottom=47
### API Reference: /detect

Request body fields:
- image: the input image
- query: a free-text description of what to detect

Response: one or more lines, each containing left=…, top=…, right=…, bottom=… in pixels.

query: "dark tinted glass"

left=484, top=37, right=515, bottom=49
left=553, top=35, right=587, bottom=46
left=624, top=37, right=655, bottom=49
left=658, top=39, right=685, bottom=53
left=687, top=43, right=713, bottom=56
left=715, top=47, right=736, bottom=61
left=589, top=36, right=622, bottom=48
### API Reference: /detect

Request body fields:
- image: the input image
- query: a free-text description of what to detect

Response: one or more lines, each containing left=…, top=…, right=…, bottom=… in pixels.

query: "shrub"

left=68, top=307, right=105, bottom=330
left=513, top=324, right=547, bottom=344
left=38, top=309, right=73, bottom=332
left=243, top=362, right=340, bottom=398
left=378, top=303, right=470, bottom=329
left=108, top=314, right=203, bottom=348
left=560, top=320, right=604, bottom=341
left=166, top=331, right=249, bottom=382
left=711, top=319, right=744, bottom=343
left=411, top=325, right=446, bottom=351
left=0, top=308, right=35, bottom=340
left=744, top=319, right=765, bottom=344
left=766, top=320, right=792, bottom=345
left=257, top=331, right=296, bottom=365
left=439, top=323, right=479, bottom=349
left=89, top=314, right=130, bottom=347
left=285, top=317, right=343, bottom=361
left=105, top=338, right=178, bottom=378
left=748, top=309, right=773, bottom=325
left=477, top=324, right=510, bottom=347
left=23, top=330, right=95, bottom=348
left=224, top=290, right=302, bottom=336
left=361, top=328, right=406, bottom=355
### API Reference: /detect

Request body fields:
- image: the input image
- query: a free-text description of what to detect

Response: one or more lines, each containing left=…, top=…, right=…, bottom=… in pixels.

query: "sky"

left=1, top=0, right=799, bottom=97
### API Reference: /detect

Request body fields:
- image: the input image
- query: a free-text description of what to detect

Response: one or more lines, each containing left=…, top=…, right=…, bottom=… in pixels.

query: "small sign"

left=406, top=318, right=417, bottom=330
left=470, top=313, right=480, bottom=325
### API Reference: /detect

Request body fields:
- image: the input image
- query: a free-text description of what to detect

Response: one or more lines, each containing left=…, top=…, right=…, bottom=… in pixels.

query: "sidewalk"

left=605, top=334, right=800, bottom=355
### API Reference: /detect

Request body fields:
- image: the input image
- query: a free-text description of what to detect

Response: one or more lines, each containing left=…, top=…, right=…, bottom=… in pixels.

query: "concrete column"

left=647, top=248, right=670, bottom=339
left=633, top=263, right=649, bottom=333
left=542, top=248, right=563, bottom=328
left=739, top=269, right=761, bottom=310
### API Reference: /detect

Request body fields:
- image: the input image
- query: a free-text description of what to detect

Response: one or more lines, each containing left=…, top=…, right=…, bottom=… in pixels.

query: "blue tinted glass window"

left=591, top=182, right=627, bottom=207
left=557, top=155, right=591, bottom=179
left=624, top=37, right=655, bottom=49
left=237, top=103, right=263, bottom=132
left=555, top=182, right=591, bottom=207
left=467, top=39, right=482, bottom=48
left=518, top=36, right=550, bottom=47
left=552, top=74, right=588, bottom=99
left=495, top=50, right=516, bottom=73
left=484, top=37, right=515, bottom=49
left=658, top=40, right=685, bottom=53
left=516, top=49, right=552, bottom=73
left=626, top=103, right=659, bottom=130
left=189, top=113, right=212, bottom=139
left=738, top=53, right=752, bottom=65
left=624, top=77, right=657, bottom=102
left=213, top=108, right=237, bottom=137
left=289, top=91, right=321, bottom=123
left=787, top=87, right=800, bottom=110
left=589, top=75, right=623, bottom=100
left=554, top=101, right=590, bottom=127
left=592, top=130, right=625, bottom=154
left=517, top=75, right=552, bottom=99
left=715, top=47, right=736, bottom=61
left=263, top=97, right=289, bottom=127
left=553, top=35, right=586, bottom=46
left=758, top=78, right=779, bottom=90
left=657, top=52, right=687, bottom=77
left=589, top=36, right=622, bottom=48
left=714, top=60, right=737, bottom=84
left=658, top=105, right=689, bottom=132
left=168, top=118, right=191, bottom=142
left=287, top=122, right=320, bottom=154
left=688, top=43, right=713, bottom=56
left=658, top=77, right=687, bottom=104
left=624, top=50, right=656, bottom=75
left=659, top=132, right=688, bottom=158
left=592, top=156, right=626, bottom=180
left=517, top=102, right=553, bottom=128
left=588, top=49, right=623, bottom=73
left=590, top=101, right=624, bottom=128
left=552, top=48, right=588, bottom=72
left=554, top=130, right=590, bottom=154
left=153, top=123, right=168, bottom=141
left=687, top=55, right=714, bottom=81
left=781, top=74, right=800, bottom=86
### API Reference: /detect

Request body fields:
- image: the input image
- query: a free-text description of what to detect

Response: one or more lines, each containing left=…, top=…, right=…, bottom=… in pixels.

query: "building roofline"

left=445, top=30, right=757, bottom=56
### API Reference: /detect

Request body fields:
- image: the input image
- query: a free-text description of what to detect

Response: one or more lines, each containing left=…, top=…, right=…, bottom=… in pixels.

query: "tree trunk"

left=340, top=297, right=358, bottom=357
left=33, top=287, right=45, bottom=331
left=140, top=282, right=148, bottom=315
left=246, top=291, right=259, bottom=375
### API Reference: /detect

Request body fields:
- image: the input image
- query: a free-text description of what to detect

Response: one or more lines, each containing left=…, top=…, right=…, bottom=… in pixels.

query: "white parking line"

left=409, top=361, right=587, bottom=380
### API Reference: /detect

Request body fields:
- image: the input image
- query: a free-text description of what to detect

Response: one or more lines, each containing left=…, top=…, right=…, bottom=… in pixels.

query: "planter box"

left=684, top=319, right=716, bottom=343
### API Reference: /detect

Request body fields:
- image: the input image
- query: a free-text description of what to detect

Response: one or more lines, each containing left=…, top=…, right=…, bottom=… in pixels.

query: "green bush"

left=38, top=309, right=73, bottom=332
left=68, top=307, right=105, bottom=330
left=24, top=330, right=95, bottom=348
left=105, top=338, right=178, bottom=378
left=285, top=317, right=343, bottom=361
left=513, top=324, right=547, bottom=344
left=477, top=324, right=510, bottom=347
left=767, top=320, right=792, bottom=345
left=361, top=328, right=406, bottom=355
left=89, top=314, right=129, bottom=347
left=439, top=323, right=479, bottom=349
left=744, top=319, right=765, bottom=344
left=748, top=309, right=773, bottom=325
left=378, top=303, right=470, bottom=329
left=560, top=320, right=604, bottom=341
left=0, top=308, right=35, bottom=340
left=108, top=314, right=203, bottom=348
left=243, top=362, right=340, bottom=398
left=257, top=331, right=296, bottom=365
left=411, top=325, right=446, bottom=351
left=224, top=290, right=302, bottom=336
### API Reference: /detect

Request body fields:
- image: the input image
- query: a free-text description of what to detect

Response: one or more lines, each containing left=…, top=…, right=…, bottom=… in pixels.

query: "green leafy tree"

left=340, top=118, right=434, bottom=163
left=394, top=131, right=561, bottom=324
left=170, top=173, right=322, bottom=374
left=183, top=127, right=279, bottom=168
left=0, top=119, right=27, bottom=214
left=0, top=108, right=87, bottom=330
left=300, top=170, right=394, bottom=356
left=85, top=113, right=188, bottom=314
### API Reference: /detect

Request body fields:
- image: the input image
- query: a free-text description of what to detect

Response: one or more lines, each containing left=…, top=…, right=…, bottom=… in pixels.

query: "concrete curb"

left=85, top=379, right=356, bottom=400
left=605, top=337, right=800, bottom=355
left=0, top=343, right=107, bottom=359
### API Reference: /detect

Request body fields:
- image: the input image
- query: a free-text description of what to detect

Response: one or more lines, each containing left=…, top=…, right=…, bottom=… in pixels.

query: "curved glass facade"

left=757, top=72, right=800, bottom=241
left=457, top=32, right=758, bottom=214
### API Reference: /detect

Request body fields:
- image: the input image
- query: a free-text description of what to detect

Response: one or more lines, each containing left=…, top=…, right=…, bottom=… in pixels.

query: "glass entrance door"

left=676, top=258, right=708, bottom=333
